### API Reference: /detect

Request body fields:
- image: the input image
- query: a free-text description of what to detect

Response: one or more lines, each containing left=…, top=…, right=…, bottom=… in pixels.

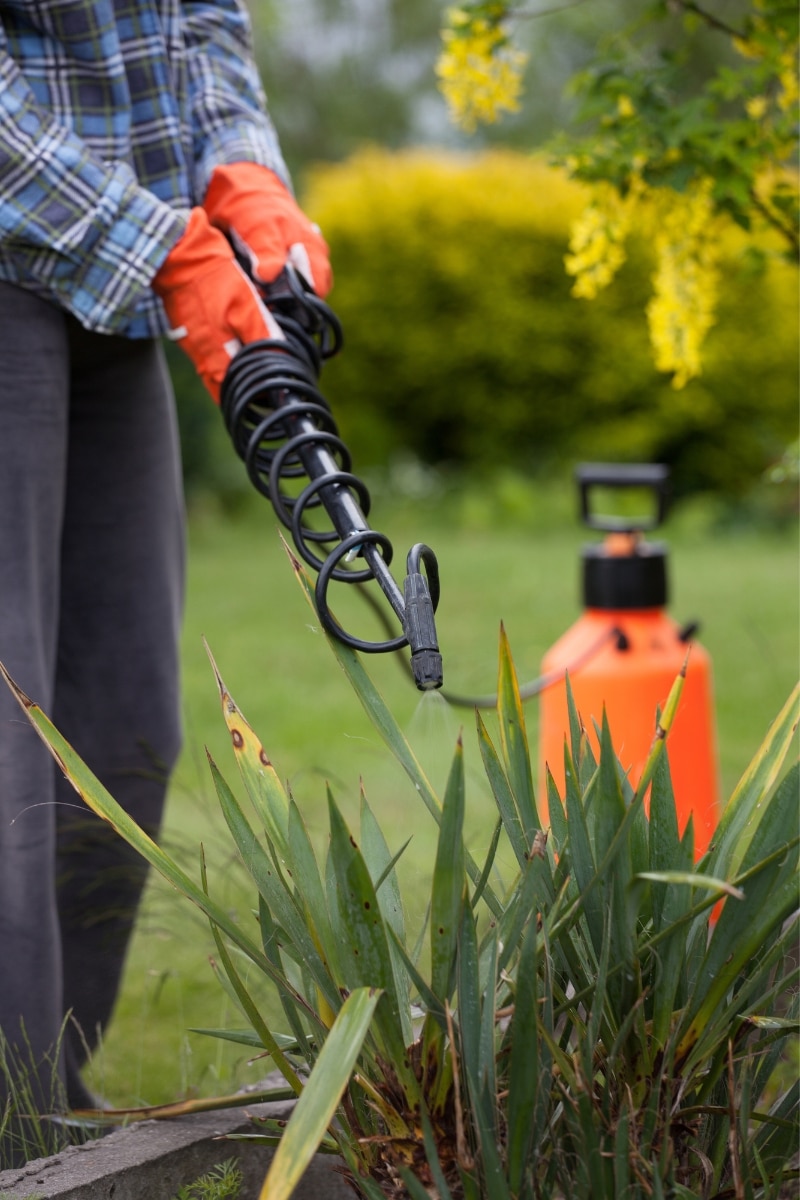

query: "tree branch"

left=507, top=0, right=592, bottom=20
left=666, top=0, right=745, bottom=41
left=749, top=189, right=800, bottom=257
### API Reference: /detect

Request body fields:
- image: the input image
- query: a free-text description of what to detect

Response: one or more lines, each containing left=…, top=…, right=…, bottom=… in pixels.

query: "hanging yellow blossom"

left=732, top=36, right=761, bottom=60
left=745, top=95, right=768, bottom=119
left=646, top=180, right=721, bottom=389
left=436, top=7, right=529, bottom=134
left=564, top=183, right=640, bottom=299
left=566, top=177, right=723, bottom=387
left=777, top=49, right=799, bottom=113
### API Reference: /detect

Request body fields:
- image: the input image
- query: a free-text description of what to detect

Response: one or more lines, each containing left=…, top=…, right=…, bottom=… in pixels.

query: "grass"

left=0, top=1020, right=99, bottom=1171
left=171, top=1158, right=242, bottom=1200
left=82, top=479, right=798, bottom=1109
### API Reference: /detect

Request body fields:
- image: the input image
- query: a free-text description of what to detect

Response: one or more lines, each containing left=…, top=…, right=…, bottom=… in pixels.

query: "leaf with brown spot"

left=204, top=639, right=289, bottom=855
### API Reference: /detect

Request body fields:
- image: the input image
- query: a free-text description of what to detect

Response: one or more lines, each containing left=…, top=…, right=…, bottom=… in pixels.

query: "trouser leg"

left=0, top=287, right=70, bottom=1120
left=0, top=284, right=185, bottom=1119
left=54, top=318, right=185, bottom=1105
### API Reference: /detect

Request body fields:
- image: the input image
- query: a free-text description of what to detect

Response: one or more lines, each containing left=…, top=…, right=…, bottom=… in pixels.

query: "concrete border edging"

left=0, top=1098, right=354, bottom=1200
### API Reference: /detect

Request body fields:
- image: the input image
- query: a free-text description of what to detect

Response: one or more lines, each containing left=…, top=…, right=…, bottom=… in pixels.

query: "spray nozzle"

left=403, top=545, right=443, bottom=691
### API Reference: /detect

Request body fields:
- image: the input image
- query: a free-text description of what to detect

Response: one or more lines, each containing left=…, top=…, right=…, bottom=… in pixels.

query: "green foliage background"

left=174, top=147, right=796, bottom=504
left=300, top=148, right=796, bottom=499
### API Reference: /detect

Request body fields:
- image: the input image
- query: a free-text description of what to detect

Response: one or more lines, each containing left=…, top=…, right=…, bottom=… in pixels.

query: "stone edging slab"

left=0, top=1096, right=354, bottom=1200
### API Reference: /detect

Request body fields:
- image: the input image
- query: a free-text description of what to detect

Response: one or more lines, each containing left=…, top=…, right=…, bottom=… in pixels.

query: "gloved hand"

left=152, top=206, right=282, bottom=403
left=203, top=162, right=332, bottom=298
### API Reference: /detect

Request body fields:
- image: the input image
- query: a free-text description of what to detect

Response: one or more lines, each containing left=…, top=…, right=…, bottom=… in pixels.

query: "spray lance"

left=219, top=266, right=443, bottom=692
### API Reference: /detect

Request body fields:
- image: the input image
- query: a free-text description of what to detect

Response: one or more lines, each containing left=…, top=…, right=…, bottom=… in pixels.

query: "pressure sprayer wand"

left=219, top=266, right=443, bottom=692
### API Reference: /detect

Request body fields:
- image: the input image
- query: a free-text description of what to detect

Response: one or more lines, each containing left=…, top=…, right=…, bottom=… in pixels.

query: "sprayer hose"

left=219, top=271, right=439, bottom=659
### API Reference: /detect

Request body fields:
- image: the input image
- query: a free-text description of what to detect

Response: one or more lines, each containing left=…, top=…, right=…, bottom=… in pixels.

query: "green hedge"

left=297, top=148, right=797, bottom=498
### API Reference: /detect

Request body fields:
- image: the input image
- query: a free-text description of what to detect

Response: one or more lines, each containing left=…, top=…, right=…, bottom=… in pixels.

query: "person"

left=0, top=0, right=331, bottom=1141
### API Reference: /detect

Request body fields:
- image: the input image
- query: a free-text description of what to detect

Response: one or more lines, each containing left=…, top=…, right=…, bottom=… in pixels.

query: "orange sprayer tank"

left=538, top=464, right=720, bottom=857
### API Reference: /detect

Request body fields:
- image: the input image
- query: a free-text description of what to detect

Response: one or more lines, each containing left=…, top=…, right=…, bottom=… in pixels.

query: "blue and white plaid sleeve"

left=181, top=0, right=292, bottom=199
left=0, top=48, right=186, bottom=335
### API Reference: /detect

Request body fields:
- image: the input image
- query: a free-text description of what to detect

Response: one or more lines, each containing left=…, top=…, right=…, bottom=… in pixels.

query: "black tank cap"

left=582, top=541, right=668, bottom=610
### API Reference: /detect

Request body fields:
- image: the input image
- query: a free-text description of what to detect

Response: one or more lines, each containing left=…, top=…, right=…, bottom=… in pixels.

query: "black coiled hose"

left=219, top=268, right=443, bottom=690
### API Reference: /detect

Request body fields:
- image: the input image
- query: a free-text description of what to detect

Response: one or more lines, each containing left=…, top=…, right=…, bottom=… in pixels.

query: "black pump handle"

left=576, top=462, right=671, bottom=533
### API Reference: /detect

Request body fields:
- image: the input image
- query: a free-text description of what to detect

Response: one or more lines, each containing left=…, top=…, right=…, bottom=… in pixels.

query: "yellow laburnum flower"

left=564, top=183, right=640, bottom=299
left=746, top=94, right=769, bottom=119
left=778, top=50, right=799, bottom=113
left=733, top=36, right=762, bottom=60
left=646, top=180, right=721, bottom=389
left=437, top=10, right=528, bottom=134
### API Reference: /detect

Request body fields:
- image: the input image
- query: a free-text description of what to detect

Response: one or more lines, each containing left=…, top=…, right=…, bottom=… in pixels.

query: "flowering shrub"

left=437, top=1, right=799, bottom=388
left=304, top=148, right=797, bottom=497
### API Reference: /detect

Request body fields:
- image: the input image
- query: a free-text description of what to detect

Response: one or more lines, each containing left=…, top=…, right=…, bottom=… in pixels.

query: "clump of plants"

left=2, top=557, right=797, bottom=1199
left=171, top=1157, right=242, bottom=1200
left=0, top=1021, right=96, bottom=1170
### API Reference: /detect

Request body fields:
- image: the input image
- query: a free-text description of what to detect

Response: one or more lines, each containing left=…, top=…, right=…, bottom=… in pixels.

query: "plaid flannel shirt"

left=0, top=1, right=290, bottom=338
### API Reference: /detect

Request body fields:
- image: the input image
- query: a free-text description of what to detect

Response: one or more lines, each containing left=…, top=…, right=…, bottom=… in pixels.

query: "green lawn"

left=87, top=491, right=799, bottom=1107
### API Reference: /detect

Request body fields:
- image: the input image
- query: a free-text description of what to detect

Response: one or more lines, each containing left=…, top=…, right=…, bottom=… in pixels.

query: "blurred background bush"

left=303, top=149, right=797, bottom=500
left=171, top=1, right=796, bottom=514
left=174, top=147, right=797, bottom=506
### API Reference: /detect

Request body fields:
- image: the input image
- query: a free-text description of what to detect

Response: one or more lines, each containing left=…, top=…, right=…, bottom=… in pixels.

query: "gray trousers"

left=0, top=283, right=185, bottom=1114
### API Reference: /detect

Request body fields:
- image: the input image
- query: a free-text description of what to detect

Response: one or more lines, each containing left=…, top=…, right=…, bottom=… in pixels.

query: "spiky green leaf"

left=327, top=790, right=410, bottom=1073
left=257, top=987, right=381, bottom=1200
left=430, top=737, right=467, bottom=1002
left=497, top=624, right=539, bottom=842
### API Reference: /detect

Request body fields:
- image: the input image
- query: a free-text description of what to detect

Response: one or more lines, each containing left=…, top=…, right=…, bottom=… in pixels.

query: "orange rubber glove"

left=203, top=162, right=332, bottom=298
left=152, top=206, right=282, bottom=403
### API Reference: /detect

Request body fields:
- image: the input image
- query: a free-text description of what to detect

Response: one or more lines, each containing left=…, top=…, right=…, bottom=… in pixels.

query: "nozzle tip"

left=411, top=649, right=443, bottom=691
